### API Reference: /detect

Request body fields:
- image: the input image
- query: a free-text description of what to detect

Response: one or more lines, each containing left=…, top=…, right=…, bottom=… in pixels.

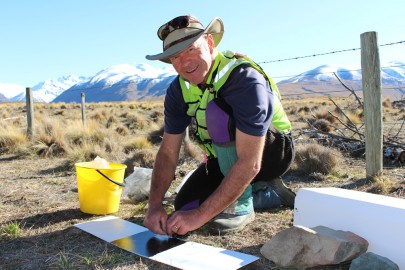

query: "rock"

left=260, top=225, right=368, bottom=269
left=349, top=252, right=399, bottom=270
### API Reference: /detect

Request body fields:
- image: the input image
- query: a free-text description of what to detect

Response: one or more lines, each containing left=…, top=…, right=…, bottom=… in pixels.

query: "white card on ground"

left=74, top=215, right=147, bottom=242
left=74, top=216, right=259, bottom=269
left=151, top=241, right=259, bottom=270
left=112, top=230, right=186, bottom=258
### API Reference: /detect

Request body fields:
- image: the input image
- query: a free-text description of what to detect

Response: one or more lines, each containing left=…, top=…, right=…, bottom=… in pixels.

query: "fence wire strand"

left=57, top=40, right=405, bottom=93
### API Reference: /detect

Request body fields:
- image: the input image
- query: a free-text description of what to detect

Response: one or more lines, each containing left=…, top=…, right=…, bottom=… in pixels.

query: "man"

left=143, top=15, right=295, bottom=236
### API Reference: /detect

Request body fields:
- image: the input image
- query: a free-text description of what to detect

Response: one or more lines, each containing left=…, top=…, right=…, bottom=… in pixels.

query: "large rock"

left=349, top=252, right=399, bottom=270
left=260, top=225, right=368, bottom=269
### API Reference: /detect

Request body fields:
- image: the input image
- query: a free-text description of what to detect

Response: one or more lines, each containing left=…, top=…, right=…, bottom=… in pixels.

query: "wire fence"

left=64, top=39, right=405, bottom=94
left=257, top=40, right=405, bottom=64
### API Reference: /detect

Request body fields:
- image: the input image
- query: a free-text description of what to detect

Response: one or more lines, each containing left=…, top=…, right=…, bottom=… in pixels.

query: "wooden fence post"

left=26, top=87, right=34, bottom=139
left=360, top=31, right=383, bottom=178
left=81, top=92, right=86, bottom=127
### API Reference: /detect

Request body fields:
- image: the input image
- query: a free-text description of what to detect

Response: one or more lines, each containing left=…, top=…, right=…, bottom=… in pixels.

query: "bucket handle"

left=96, top=169, right=126, bottom=187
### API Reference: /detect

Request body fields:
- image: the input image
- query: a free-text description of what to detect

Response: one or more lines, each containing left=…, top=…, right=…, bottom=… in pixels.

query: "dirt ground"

left=1, top=97, right=404, bottom=269
left=0, top=151, right=404, bottom=270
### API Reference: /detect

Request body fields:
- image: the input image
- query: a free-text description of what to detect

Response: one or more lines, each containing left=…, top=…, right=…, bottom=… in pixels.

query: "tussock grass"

left=293, top=142, right=343, bottom=175
left=115, top=125, right=130, bottom=136
left=32, top=117, right=69, bottom=157
left=148, top=126, right=164, bottom=144
left=150, top=110, right=164, bottom=122
left=123, top=137, right=152, bottom=153
left=0, top=125, right=28, bottom=153
left=65, top=142, right=108, bottom=168
left=124, top=112, right=148, bottom=130
left=382, top=98, right=392, bottom=109
left=124, top=149, right=156, bottom=176
left=106, top=115, right=118, bottom=128
left=103, top=136, right=124, bottom=156
left=0, top=102, right=167, bottom=169
left=1, top=110, right=10, bottom=119
left=314, top=110, right=337, bottom=124
left=368, top=175, right=396, bottom=194
left=345, top=111, right=362, bottom=125
left=311, top=119, right=334, bottom=132
left=90, top=111, right=106, bottom=122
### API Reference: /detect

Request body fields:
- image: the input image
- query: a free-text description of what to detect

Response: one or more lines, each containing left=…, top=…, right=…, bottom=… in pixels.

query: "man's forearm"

left=148, top=133, right=183, bottom=209
left=148, top=152, right=177, bottom=208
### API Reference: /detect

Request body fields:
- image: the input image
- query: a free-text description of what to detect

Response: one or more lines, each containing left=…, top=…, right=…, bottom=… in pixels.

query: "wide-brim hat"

left=146, top=16, right=224, bottom=63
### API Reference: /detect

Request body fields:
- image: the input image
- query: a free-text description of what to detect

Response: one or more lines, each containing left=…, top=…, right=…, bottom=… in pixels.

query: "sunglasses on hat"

left=157, top=15, right=202, bottom=40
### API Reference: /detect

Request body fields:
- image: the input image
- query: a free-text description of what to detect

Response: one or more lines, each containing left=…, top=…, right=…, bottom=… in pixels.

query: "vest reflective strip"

left=215, top=59, right=239, bottom=83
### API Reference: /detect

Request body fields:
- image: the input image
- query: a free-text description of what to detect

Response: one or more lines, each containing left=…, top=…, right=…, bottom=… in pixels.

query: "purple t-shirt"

left=164, top=65, right=274, bottom=137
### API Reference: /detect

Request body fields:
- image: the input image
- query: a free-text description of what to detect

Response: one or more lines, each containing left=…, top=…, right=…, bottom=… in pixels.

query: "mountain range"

left=276, top=62, right=405, bottom=100
left=1, top=62, right=404, bottom=103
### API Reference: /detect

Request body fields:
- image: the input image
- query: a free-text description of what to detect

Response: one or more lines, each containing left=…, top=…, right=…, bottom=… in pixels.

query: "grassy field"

left=0, top=96, right=404, bottom=269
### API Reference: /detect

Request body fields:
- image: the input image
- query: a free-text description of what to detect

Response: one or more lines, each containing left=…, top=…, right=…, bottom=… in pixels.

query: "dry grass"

left=0, top=97, right=404, bottom=269
left=123, top=137, right=152, bottom=153
left=0, top=125, right=27, bottom=152
left=293, top=143, right=343, bottom=175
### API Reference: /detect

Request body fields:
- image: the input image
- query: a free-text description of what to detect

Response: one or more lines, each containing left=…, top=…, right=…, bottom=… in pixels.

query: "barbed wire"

left=54, top=40, right=405, bottom=93
left=257, top=40, right=405, bottom=64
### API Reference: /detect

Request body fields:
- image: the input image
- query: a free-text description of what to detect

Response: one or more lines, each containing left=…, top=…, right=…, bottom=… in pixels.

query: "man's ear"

left=206, top=34, right=215, bottom=50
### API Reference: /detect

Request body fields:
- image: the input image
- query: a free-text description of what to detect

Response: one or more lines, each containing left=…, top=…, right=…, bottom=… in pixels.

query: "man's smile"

left=186, top=65, right=198, bottom=74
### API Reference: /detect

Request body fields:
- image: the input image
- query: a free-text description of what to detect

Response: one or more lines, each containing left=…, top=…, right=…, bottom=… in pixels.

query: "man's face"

left=169, top=35, right=215, bottom=85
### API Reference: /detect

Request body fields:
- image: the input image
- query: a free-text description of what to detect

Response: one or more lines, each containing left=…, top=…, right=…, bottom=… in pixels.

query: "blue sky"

left=1, top=0, right=405, bottom=87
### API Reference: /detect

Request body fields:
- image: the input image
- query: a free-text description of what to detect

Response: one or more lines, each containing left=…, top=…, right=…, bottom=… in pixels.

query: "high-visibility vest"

left=179, top=50, right=291, bottom=158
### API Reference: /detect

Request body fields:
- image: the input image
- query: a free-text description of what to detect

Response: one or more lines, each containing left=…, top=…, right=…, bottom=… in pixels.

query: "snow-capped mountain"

left=381, top=61, right=405, bottom=85
left=86, top=64, right=174, bottom=86
left=53, top=64, right=177, bottom=103
left=277, top=62, right=405, bottom=100
left=0, top=83, right=25, bottom=99
left=2, top=62, right=404, bottom=103
left=10, top=75, right=87, bottom=103
left=0, top=92, right=8, bottom=102
left=278, top=62, right=405, bottom=84
left=279, top=65, right=363, bottom=83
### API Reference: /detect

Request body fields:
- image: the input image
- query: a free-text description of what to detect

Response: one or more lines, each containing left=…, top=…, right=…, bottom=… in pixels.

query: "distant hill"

left=3, top=62, right=404, bottom=103
left=53, top=64, right=177, bottom=103
left=277, top=63, right=405, bottom=100
left=0, top=83, right=25, bottom=99
left=0, top=92, right=8, bottom=102
left=10, top=75, right=86, bottom=103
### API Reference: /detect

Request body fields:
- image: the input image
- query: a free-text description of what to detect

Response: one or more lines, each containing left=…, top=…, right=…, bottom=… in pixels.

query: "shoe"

left=253, top=187, right=281, bottom=209
left=266, top=177, right=296, bottom=209
left=207, top=211, right=255, bottom=235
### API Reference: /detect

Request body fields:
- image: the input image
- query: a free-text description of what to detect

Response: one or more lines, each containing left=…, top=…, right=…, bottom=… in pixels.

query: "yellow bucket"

left=75, top=162, right=127, bottom=215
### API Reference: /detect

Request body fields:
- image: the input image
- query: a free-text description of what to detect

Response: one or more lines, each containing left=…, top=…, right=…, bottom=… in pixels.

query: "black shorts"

left=174, top=128, right=295, bottom=210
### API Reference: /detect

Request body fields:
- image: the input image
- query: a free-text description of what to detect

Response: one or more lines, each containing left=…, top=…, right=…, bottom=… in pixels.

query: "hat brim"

left=145, top=17, right=224, bottom=64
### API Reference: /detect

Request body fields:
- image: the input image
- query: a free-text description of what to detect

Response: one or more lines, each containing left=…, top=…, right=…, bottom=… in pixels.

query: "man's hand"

left=144, top=132, right=184, bottom=235
left=143, top=205, right=169, bottom=235
left=166, top=209, right=207, bottom=235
